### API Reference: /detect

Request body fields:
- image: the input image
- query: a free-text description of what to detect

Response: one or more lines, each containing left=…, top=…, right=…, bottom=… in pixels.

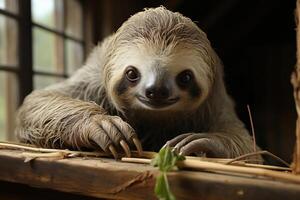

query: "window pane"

left=0, top=0, right=18, bottom=14
left=65, top=0, right=83, bottom=39
left=33, top=27, right=64, bottom=74
left=34, top=75, right=64, bottom=90
left=0, top=71, right=18, bottom=141
left=0, top=0, right=4, bottom=9
left=66, top=40, right=83, bottom=75
left=32, top=0, right=63, bottom=30
left=0, top=15, right=18, bottom=66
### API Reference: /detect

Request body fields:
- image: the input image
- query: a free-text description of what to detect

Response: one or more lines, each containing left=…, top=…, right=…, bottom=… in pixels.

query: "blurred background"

left=0, top=0, right=296, bottom=164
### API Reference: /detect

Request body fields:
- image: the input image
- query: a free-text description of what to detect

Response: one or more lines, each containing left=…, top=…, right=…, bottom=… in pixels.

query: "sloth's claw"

left=163, top=133, right=194, bottom=149
left=178, top=138, right=212, bottom=156
left=163, top=133, right=227, bottom=158
left=132, top=137, right=143, bottom=156
left=90, top=115, right=144, bottom=158
left=120, top=140, right=131, bottom=157
left=90, top=115, right=143, bottom=158
left=108, top=145, right=118, bottom=159
left=171, top=147, right=179, bottom=153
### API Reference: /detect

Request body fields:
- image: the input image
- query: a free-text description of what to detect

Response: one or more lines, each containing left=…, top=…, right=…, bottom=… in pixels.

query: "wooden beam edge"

left=0, top=150, right=300, bottom=200
left=0, top=153, right=156, bottom=200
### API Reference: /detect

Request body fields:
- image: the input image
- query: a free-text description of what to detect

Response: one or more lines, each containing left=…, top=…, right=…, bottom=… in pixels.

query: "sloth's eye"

left=177, top=70, right=193, bottom=86
left=125, top=66, right=140, bottom=82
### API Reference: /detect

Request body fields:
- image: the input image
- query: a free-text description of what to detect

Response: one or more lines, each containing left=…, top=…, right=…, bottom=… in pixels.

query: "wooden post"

left=291, top=0, right=300, bottom=174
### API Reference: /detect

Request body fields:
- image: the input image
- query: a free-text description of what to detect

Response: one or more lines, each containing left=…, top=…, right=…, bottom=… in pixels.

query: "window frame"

left=0, top=0, right=86, bottom=104
left=0, top=0, right=87, bottom=140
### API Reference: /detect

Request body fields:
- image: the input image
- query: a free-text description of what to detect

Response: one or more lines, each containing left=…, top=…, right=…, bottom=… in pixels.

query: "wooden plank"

left=292, top=0, right=300, bottom=174
left=0, top=181, right=101, bottom=200
left=0, top=150, right=156, bottom=200
left=0, top=149, right=299, bottom=200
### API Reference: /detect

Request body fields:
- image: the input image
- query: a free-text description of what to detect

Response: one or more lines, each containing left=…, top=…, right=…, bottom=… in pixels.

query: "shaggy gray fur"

left=15, top=7, right=261, bottom=161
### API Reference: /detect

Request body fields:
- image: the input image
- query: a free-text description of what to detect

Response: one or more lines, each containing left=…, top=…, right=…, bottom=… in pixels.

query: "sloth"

left=15, top=7, right=260, bottom=161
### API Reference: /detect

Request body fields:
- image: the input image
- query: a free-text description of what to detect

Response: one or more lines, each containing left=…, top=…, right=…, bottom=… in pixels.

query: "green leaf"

left=151, top=147, right=186, bottom=200
left=151, top=147, right=185, bottom=172
left=154, top=173, right=176, bottom=200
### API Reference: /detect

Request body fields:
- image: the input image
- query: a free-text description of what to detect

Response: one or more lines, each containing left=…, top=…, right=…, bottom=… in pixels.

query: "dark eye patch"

left=188, top=81, right=201, bottom=98
left=176, top=70, right=200, bottom=98
left=115, top=76, right=130, bottom=96
left=115, top=66, right=140, bottom=96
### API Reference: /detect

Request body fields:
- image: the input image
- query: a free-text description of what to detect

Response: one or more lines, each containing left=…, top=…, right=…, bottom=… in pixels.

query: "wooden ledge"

left=0, top=149, right=299, bottom=200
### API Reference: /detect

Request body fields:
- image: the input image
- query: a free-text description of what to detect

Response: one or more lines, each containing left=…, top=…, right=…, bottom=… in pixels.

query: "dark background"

left=86, top=0, right=297, bottom=164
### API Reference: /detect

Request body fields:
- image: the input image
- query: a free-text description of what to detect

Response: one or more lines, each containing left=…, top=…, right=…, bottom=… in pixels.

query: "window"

left=0, top=0, right=85, bottom=141
left=32, top=0, right=84, bottom=89
left=0, top=0, right=19, bottom=141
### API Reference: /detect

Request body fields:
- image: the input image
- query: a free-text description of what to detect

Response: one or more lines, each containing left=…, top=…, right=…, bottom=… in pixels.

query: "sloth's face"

left=109, top=42, right=214, bottom=112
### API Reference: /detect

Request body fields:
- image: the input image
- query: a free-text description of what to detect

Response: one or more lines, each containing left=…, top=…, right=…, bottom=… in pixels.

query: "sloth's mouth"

left=136, top=95, right=179, bottom=109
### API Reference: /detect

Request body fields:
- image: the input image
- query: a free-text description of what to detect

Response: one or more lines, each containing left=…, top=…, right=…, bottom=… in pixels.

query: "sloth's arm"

left=165, top=119, right=257, bottom=159
left=15, top=66, right=142, bottom=158
left=165, top=82, right=262, bottom=162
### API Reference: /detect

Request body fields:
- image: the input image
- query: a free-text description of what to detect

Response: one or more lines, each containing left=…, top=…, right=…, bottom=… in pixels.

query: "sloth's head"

left=104, top=7, right=220, bottom=113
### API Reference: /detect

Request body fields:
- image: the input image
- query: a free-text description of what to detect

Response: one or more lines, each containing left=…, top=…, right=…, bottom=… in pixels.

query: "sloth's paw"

left=88, top=115, right=143, bottom=159
left=163, top=133, right=229, bottom=158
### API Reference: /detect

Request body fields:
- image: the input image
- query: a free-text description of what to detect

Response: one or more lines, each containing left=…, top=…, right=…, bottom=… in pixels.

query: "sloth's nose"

left=145, top=85, right=170, bottom=100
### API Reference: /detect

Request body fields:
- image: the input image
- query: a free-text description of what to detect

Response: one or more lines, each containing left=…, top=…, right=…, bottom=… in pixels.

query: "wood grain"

left=0, top=149, right=300, bottom=200
left=292, top=0, right=300, bottom=174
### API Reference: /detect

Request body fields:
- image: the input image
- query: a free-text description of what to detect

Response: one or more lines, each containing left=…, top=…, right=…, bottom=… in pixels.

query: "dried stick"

left=247, top=104, right=257, bottom=152
left=0, top=141, right=155, bottom=159
left=21, top=152, right=67, bottom=162
left=122, top=157, right=290, bottom=171
left=121, top=157, right=300, bottom=184
left=242, top=163, right=291, bottom=171
left=0, top=141, right=291, bottom=172
left=0, top=141, right=107, bottom=156
left=225, top=150, right=290, bottom=167
left=0, top=141, right=290, bottom=168
left=181, top=159, right=300, bottom=183
left=185, top=156, right=237, bottom=164
left=123, top=157, right=152, bottom=164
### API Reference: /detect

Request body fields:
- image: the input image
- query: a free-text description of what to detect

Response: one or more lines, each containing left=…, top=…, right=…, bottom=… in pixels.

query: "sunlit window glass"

left=32, top=0, right=56, bottom=29
left=0, top=15, right=18, bottom=66
left=33, top=27, right=64, bottom=74
left=0, top=0, right=18, bottom=14
left=0, top=72, right=18, bottom=141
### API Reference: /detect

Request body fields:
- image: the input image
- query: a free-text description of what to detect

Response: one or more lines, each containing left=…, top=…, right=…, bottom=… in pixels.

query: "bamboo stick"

left=185, top=156, right=267, bottom=167
left=0, top=140, right=292, bottom=177
left=121, top=157, right=299, bottom=184
left=21, top=152, right=67, bottom=162
left=240, top=163, right=291, bottom=171
left=0, top=141, right=291, bottom=171
left=121, top=157, right=290, bottom=171
left=122, top=157, right=152, bottom=164
left=180, top=159, right=298, bottom=182
left=0, top=142, right=239, bottom=163
left=0, top=141, right=154, bottom=158
left=0, top=141, right=107, bottom=157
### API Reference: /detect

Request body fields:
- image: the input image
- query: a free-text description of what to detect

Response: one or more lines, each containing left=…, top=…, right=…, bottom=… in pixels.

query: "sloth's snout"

left=136, top=84, right=179, bottom=109
left=136, top=72, right=179, bottom=108
left=145, top=85, right=170, bottom=100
